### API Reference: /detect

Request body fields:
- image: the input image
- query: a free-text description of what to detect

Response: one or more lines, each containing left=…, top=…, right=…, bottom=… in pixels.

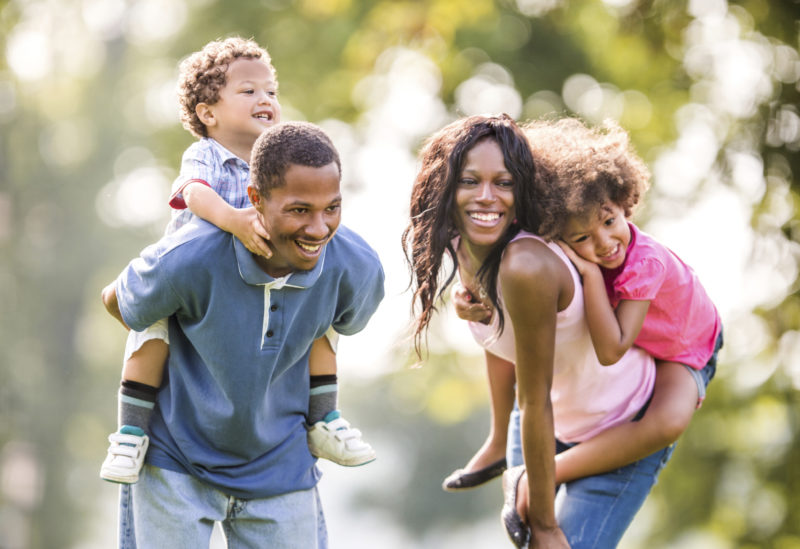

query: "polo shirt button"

left=270, top=305, right=278, bottom=311
left=266, top=330, right=274, bottom=337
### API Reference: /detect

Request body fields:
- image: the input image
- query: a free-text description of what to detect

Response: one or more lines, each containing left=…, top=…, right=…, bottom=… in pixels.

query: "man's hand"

left=451, top=283, right=492, bottom=324
left=231, top=208, right=272, bottom=258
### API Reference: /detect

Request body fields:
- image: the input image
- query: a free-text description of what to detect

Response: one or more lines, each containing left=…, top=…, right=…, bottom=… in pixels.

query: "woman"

left=403, top=114, right=669, bottom=548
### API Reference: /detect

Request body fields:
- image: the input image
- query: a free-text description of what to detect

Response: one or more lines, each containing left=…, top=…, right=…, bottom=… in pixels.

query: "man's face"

left=248, top=162, right=342, bottom=278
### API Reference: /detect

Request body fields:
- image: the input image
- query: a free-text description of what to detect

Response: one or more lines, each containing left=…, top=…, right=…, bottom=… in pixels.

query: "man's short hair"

left=250, top=122, right=341, bottom=197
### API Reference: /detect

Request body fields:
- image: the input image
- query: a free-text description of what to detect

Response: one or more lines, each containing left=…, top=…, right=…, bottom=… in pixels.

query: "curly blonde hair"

left=524, top=118, right=650, bottom=240
left=177, top=37, right=276, bottom=138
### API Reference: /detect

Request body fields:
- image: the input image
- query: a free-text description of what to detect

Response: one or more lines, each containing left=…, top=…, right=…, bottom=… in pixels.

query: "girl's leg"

left=554, top=360, right=697, bottom=484
left=461, top=351, right=517, bottom=471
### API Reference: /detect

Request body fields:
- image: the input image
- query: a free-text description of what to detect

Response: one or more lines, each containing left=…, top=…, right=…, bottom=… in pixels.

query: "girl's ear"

left=196, top=103, right=216, bottom=127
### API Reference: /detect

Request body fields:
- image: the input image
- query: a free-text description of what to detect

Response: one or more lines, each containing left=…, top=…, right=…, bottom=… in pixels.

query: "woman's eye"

left=497, top=179, right=514, bottom=187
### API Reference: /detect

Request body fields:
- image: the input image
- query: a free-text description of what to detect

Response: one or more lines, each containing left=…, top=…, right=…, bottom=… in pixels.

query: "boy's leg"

left=102, top=322, right=168, bottom=484
left=443, top=351, right=514, bottom=490
left=553, top=360, right=698, bottom=484
left=307, top=333, right=376, bottom=466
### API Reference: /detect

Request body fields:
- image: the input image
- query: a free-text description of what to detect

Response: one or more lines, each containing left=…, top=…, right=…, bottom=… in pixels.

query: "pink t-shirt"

left=467, top=231, right=655, bottom=443
left=603, top=223, right=721, bottom=369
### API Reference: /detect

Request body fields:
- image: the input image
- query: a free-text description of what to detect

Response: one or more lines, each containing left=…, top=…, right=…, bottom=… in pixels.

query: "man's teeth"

left=297, top=242, right=320, bottom=252
left=470, top=212, right=500, bottom=222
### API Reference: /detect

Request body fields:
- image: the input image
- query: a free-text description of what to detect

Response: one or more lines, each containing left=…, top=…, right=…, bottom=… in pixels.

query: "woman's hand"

left=557, top=241, right=598, bottom=278
left=529, top=525, right=570, bottom=548
left=451, top=283, right=492, bottom=324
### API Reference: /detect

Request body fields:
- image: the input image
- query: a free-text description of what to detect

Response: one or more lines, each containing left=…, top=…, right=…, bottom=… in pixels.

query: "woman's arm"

left=558, top=242, right=649, bottom=365
left=500, top=242, right=570, bottom=548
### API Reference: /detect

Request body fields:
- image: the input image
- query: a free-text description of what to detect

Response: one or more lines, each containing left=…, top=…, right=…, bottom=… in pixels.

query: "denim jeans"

left=505, top=331, right=721, bottom=549
left=506, top=406, right=674, bottom=549
left=118, top=465, right=328, bottom=549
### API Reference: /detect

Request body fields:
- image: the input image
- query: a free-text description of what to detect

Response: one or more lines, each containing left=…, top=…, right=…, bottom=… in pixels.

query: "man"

left=102, top=121, right=385, bottom=548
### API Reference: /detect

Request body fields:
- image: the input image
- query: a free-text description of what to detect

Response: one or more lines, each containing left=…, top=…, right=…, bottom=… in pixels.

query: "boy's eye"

left=242, top=89, right=254, bottom=94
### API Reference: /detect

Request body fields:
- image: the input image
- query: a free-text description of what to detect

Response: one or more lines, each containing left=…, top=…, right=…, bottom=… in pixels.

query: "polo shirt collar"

left=233, top=237, right=325, bottom=289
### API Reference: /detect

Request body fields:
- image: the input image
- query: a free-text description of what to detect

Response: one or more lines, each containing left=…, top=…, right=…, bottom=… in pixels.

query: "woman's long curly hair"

left=403, top=114, right=547, bottom=358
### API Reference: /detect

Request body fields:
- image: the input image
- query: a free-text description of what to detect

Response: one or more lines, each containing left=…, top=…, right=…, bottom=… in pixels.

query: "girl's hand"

left=557, top=240, right=598, bottom=277
left=451, top=283, right=492, bottom=324
left=232, top=208, right=272, bottom=258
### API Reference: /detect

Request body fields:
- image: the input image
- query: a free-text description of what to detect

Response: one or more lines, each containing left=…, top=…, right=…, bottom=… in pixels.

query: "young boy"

left=100, top=37, right=375, bottom=485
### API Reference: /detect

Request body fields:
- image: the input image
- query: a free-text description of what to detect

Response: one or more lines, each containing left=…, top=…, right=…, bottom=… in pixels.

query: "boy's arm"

left=182, top=182, right=272, bottom=258
left=557, top=242, right=648, bottom=365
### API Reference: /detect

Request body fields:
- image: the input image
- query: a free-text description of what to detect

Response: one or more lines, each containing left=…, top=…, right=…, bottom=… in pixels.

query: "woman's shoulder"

left=501, top=234, right=568, bottom=282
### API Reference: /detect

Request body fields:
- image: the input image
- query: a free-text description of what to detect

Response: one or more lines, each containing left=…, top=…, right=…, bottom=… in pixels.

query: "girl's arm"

left=182, top=182, right=272, bottom=258
left=101, top=283, right=130, bottom=330
left=558, top=242, right=649, bottom=365
left=500, top=242, right=570, bottom=548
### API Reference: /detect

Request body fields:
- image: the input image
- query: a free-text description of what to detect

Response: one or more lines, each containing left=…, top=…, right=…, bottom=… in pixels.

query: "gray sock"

left=118, top=380, right=158, bottom=434
left=308, top=375, right=338, bottom=424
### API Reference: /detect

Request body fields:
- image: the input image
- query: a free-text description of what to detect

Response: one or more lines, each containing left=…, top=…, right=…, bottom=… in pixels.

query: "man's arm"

left=101, top=282, right=129, bottom=330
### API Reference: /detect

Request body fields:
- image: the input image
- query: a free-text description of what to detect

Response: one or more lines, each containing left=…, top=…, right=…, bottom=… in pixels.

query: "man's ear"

left=247, top=184, right=261, bottom=207
left=196, top=103, right=216, bottom=127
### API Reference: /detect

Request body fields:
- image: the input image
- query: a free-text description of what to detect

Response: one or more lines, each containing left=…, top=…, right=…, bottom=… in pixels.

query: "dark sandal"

left=501, top=465, right=530, bottom=548
left=442, top=457, right=507, bottom=491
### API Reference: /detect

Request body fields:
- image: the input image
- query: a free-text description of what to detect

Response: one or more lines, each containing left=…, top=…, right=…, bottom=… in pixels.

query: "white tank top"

left=468, top=231, right=655, bottom=442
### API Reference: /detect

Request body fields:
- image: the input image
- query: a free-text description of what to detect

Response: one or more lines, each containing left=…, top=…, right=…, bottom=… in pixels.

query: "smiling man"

left=102, top=122, right=385, bottom=548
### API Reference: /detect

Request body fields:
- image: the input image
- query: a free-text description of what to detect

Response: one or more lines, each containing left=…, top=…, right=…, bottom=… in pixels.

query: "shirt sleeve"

left=169, top=146, right=216, bottom=210
left=613, top=256, right=666, bottom=302
left=331, top=260, right=385, bottom=336
left=115, top=241, right=184, bottom=332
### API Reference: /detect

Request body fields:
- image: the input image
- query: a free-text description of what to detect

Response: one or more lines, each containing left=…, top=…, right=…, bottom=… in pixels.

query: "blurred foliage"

left=1, top=0, right=799, bottom=547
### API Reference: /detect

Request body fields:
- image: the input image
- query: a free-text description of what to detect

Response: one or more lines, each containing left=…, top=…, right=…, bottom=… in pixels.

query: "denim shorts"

left=684, top=329, right=723, bottom=408
left=118, top=465, right=328, bottom=549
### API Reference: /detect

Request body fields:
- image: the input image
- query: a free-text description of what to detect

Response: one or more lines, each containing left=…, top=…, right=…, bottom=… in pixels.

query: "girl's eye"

left=573, top=235, right=588, bottom=243
left=604, top=217, right=615, bottom=226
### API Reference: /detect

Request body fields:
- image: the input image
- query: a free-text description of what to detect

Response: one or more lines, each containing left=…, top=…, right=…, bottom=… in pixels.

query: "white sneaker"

left=100, top=425, right=149, bottom=484
left=307, top=411, right=376, bottom=467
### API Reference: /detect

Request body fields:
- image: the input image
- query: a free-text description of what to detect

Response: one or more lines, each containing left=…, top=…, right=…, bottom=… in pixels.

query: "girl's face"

left=454, top=139, right=516, bottom=254
left=562, top=200, right=631, bottom=269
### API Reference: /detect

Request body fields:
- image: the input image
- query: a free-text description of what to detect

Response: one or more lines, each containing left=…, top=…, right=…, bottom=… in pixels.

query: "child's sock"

left=308, top=374, right=338, bottom=425
left=118, top=380, right=158, bottom=434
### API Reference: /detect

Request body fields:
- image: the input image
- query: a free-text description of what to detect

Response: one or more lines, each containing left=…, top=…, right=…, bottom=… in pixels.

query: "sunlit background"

left=1, top=0, right=799, bottom=547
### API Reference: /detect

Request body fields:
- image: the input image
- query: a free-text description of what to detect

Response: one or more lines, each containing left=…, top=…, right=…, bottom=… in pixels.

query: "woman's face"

left=454, top=139, right=516, bottom=253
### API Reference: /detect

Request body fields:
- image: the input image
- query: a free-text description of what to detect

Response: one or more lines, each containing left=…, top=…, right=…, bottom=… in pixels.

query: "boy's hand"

left=451, top=283, right=492, bottom=324
left=233, top=208, right=272, bottom=258
left=557, top=240, right=598, bottom=277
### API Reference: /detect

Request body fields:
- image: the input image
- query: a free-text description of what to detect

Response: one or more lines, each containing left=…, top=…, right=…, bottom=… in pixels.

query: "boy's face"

left=247, top=162, right=342, bottom=278
left=562, top=201, right=631, bottom=270
left=198, top=58, right=281, bottom=159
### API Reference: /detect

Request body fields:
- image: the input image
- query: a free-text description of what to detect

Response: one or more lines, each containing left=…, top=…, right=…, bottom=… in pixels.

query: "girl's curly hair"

left=177, top=37, right=276, bottom=138
left=524, top=117, right=650, bottom=240
left=402, top=114, right=545, bottom=358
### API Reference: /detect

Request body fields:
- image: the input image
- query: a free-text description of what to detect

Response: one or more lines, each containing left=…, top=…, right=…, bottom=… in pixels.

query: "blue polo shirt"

left=115, top=219, right=385, bottom=498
